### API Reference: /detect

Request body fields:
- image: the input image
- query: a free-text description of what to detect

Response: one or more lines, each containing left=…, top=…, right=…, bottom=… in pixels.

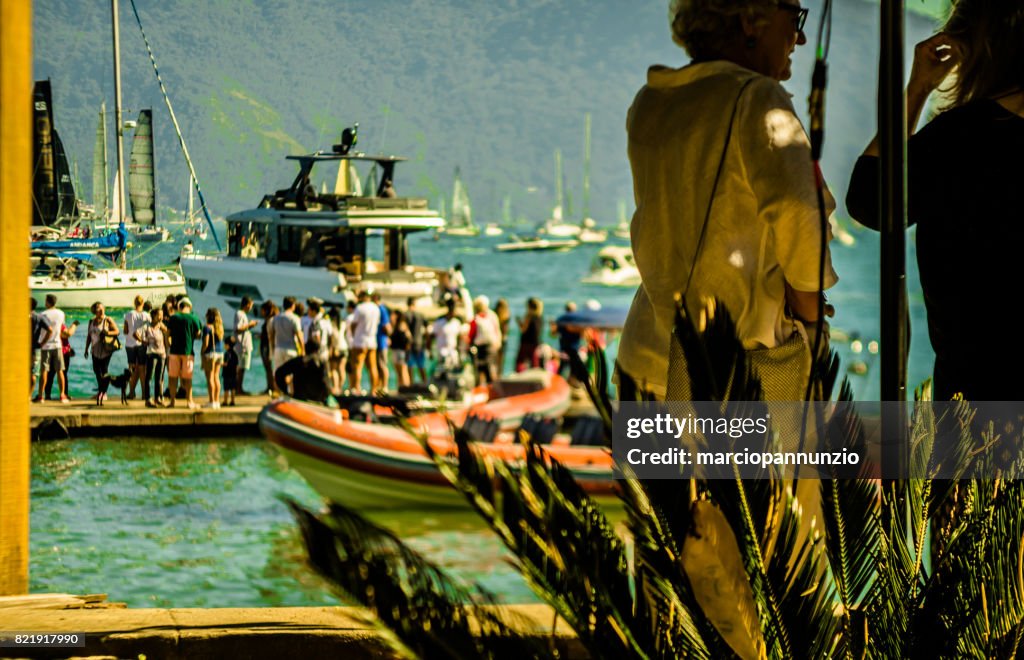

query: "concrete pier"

left=30, top=394, right=271, bottom=438
left=0, top=599, right=586, bottom=659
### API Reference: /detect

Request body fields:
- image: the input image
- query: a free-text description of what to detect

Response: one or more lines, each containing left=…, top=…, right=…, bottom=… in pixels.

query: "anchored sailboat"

left=577, top=113, right=607, bottom=244
left=90, top=103, right=110, bottom=227
left=613, top=199, right=631, bottom=239
left=127, top=109, right=170, bottom=242
left=538, top=148, right=581, bottom=238
left=443, top=167, right=479, bottom=237
left=31, top=80, right=80, bottom=233
left=28, top=0, right=185, bottom=307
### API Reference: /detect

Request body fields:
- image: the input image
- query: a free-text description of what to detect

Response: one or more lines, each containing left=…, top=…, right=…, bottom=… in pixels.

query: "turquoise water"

left=32, top=221, right=934, bottom=607
left=30, top=437, right=537, bottom=607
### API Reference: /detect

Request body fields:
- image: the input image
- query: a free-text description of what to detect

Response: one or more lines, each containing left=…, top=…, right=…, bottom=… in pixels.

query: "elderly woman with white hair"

left=469, top=294, right=502, bottom=385
left=617, top=0, right=838, bottom=400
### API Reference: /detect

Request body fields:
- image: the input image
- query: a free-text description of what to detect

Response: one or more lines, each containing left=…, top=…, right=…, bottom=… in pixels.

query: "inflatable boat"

left=259, top=374, right=615, bottom=510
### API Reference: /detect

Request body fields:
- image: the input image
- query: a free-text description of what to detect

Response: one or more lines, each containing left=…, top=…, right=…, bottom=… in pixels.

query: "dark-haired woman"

left=846, top=0, right=1024, bottom=401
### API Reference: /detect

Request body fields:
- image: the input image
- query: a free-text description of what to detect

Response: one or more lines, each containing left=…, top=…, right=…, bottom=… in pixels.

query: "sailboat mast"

left=583, top=113, right=591, bottom=221
left=111, top=0, right=127, bottom=225
left=554, top=148, right=563, bottom=217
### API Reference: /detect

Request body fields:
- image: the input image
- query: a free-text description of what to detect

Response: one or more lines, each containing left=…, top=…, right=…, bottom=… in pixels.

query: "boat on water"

left=30, top=223, right=185, bottom=307
left=125, top=109, right=170, bottom=242
left=29, top=80, right=185, bottom=307
left=538, top=148, right=582, bottom=238
left=31, top=80, right=81, bottom=235
left=259, top=372, right=615, bottom=510
left=494, top=234, right=579, bottom=252
left=578, top=219, right=608, bottom=244
left=483, top=223, right=503, bottom=236
left=438, top=166, right=479, bottom=237
left=181, top=127, right=468, bottom=326
left=581, top=245, right=641, bottom=287
left=575, top=115, right=608, bottom=244
left=613, top=199, right=631, bottom=240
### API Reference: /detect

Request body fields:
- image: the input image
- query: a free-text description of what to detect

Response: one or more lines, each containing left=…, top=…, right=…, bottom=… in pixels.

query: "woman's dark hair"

left=91, top=301, right=102, bottom=315
left=943, top=0, right=1024, bottom=107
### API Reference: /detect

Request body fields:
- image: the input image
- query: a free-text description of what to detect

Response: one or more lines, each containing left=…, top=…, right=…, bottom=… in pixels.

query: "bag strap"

left=682, top=76, right=757, bottom=298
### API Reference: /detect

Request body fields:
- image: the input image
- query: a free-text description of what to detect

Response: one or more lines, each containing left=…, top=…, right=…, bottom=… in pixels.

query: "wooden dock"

left=30, top=394, right=272, bottom=438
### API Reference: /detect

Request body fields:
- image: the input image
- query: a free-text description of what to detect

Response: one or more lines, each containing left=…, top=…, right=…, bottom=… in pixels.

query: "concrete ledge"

left=1, top=604, right=586, bottom=659
left=30, top=395, right=269, bottom=437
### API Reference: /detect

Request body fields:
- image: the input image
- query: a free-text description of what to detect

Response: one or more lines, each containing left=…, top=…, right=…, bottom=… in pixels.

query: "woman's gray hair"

left=670, top=0, right=778, bottom=59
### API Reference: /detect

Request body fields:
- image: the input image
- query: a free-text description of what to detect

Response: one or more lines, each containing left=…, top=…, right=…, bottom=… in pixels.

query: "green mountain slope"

left=33, top=0, right=944, bottom=225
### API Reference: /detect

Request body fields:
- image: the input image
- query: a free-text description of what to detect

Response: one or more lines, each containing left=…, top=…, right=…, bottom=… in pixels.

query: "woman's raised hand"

left=909, top=33, right=961, bottom=97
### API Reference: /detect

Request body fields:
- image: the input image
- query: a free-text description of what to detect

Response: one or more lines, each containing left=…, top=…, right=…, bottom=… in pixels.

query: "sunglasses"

left=778, top=2, right=809, bottom=33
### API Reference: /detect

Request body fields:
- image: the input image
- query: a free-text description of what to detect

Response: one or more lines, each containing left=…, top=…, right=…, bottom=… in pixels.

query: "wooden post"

left=0, top=0, right=32, bottom=595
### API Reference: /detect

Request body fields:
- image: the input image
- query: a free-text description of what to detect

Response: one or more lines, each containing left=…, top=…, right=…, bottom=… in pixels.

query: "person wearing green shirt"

left=165, top=297, right=203, bottom=409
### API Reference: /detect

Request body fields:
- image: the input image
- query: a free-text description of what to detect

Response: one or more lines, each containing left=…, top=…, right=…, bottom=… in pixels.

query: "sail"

left=32, top=80, right=78, bottom=227
left=449, top=167, right=474, bottom=230
left=581, top=112, right=592, bottom=226
left=552, top=148, right=564, bottom=222
left=128, top=109, right=156, bottom=226
left=92, top=103, right=109, bottom=221
left=110, top=170, right=122, bottom=227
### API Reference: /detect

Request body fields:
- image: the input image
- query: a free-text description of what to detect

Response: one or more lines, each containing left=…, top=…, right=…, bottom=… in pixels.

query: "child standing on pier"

left=223, top=336, right=239, bottom=407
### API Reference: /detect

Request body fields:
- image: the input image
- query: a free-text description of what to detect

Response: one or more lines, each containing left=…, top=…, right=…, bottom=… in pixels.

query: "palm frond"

left=286, top=498, right=552, bottom=659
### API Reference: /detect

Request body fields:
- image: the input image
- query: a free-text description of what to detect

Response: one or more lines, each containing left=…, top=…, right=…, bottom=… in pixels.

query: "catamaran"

left=181, top=129, right=470, bottom=327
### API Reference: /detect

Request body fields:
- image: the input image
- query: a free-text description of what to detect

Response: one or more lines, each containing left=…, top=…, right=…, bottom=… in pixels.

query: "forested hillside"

left=33, top=0, right=942, bottom=223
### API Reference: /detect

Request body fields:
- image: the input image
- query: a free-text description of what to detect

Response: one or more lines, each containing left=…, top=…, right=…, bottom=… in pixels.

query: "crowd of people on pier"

left=28, top=284, right=598, bottom=407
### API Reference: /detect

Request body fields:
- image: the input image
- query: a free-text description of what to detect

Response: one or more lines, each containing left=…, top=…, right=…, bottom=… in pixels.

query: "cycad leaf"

left=682, top=500, right=767, bottom=660
left=287, top=498, right=551, bottom=660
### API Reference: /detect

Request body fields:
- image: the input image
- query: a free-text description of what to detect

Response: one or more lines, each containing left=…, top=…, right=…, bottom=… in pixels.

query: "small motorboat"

left=483, top=223, right=504, bottom=236
left=259, top=372, right=615, bottom=509
left=494, top=234, right=578, bottom=252
left=581, top=245, right=641, bottom=287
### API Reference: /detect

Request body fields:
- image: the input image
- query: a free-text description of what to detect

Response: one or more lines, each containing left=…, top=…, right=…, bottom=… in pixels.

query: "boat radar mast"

left=333, top=124, right=359, bottom=156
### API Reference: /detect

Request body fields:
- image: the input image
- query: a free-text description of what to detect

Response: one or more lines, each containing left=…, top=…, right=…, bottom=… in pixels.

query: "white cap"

left=474, top=294, right=490, bottom=309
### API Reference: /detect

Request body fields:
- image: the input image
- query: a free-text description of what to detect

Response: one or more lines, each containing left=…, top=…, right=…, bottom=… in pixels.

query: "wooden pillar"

left=0, top=0, right=32, bottom=595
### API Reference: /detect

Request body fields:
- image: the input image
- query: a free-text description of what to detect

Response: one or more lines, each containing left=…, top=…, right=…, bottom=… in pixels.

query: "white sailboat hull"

left=539, top=222, right=581, bottom=237
left=577, top=228, right=608, bottom=243
left=581, top=268, right=641, bottom=287
left=129, top=225, right=171, bottom=242
left=441, top=227, right=479, bottom=237
left=30, top=267, right=186, bottom=308
left=495, top=238, right=578, bottom=252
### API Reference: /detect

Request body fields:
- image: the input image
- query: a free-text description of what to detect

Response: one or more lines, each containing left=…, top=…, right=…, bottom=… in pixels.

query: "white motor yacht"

left=581, top=245, right=641, bottom=287
left=181, top=131, right=469, bottom=327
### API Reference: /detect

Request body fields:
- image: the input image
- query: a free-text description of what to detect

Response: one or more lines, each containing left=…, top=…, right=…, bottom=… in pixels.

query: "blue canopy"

left=555, top=305, right=629, bottom=331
